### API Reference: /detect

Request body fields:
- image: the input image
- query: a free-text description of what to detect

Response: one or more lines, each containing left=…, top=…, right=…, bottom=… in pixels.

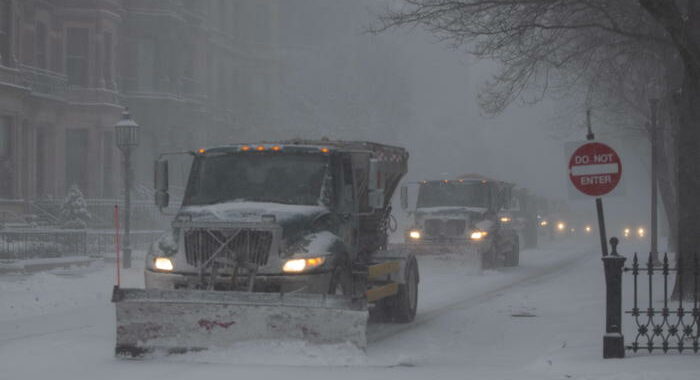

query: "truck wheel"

left=505, top=238, right=520, bottom=267
left=390, top=256, right=419, bottom=323
left=481, top=245, right=497, bottom=269
left=328, top=264, right=352, bottom=295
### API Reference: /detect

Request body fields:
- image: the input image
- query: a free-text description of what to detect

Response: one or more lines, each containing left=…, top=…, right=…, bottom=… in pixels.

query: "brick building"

left=0, top=0, right=278, bottom=215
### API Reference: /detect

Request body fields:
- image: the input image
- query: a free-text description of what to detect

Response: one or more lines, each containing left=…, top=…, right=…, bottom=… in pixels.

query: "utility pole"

left=649, top=99, right=659, bottom=265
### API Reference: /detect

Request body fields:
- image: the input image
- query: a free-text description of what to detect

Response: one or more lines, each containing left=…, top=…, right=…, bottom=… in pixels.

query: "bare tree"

left=376, top=0, right=699, bottom=296
left=639, top=0, right=700, bottom=296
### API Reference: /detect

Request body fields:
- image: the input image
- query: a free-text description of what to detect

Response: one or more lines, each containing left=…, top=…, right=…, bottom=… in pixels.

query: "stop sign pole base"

left=596, top=198, right=609, bottom=257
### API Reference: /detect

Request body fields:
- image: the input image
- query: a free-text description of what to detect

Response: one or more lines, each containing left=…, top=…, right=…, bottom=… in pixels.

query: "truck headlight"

left=500, top=216, right=512, bottom=223
left=153, top=257, right=174, bottom=272
left=470, top=230, right=488, bottom=241
left=408, top=230, right=422, bottom=240
left=557, top=222, right=566, bottom=232
left=283, top=257, right=327, bottom=273
left=637, top=227, right=645, bottom=238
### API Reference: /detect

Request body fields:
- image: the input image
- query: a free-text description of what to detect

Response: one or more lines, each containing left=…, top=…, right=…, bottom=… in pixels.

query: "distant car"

left=622, top=225, right=646, bottom=240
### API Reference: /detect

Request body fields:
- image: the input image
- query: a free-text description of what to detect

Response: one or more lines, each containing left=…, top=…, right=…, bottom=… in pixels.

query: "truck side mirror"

left=368, top=158, right=383, bottom=190
left=368, top=158, right=385, bottom=210
left=400, top=185, right=408, bottom=210
left=154, top=159, right=169, bottom=209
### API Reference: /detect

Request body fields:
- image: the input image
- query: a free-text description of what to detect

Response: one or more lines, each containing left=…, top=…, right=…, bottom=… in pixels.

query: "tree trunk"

left=673, top=71, right=700, bottom=299
left=655, top=117, right=678, bottom=252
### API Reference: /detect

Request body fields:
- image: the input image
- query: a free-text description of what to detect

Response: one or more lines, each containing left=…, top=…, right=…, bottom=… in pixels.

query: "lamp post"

left=115, top=108, right=139, bottom=269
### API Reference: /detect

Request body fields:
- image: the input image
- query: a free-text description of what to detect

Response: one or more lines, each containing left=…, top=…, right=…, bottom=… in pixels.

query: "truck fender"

left=369, top=249, right=419, bottom=285
left=287, top=231, right=348, bottom=268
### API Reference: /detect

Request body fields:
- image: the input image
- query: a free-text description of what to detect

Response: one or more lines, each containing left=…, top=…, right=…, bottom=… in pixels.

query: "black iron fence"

left=30, top=198, right=179, bottom=229
left=0, top=229, right=163, bottom=260
left=625, top=252, right=699, bottom=354
left=602, top=237, right=699, bottom=358
left=0, top=229, right=87, bottom=259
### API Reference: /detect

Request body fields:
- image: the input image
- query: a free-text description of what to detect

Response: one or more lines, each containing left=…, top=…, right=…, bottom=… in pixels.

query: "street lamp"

left=115, top=108, right=139, bottom=269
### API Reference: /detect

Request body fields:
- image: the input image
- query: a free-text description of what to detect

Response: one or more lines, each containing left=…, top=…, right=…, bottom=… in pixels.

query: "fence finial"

left=610, top=237, right=619, bottom=256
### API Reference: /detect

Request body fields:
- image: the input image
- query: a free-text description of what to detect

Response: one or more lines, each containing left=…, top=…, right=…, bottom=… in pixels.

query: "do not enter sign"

left=568, top=142, right=622, bottom=197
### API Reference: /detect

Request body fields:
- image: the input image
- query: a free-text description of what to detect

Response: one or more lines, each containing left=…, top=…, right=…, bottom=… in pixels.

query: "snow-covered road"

left=1, top=240, right=698, bottom=379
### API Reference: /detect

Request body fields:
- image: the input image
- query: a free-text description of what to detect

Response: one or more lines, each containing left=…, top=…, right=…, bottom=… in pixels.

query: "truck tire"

left=389, top=256, right=419, bottom=323
left=505, top=237, right=520, bottom=267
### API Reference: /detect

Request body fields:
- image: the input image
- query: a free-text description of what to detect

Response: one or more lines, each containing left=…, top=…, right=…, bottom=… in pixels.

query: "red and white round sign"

left=568, top=142, right=622, bottom=197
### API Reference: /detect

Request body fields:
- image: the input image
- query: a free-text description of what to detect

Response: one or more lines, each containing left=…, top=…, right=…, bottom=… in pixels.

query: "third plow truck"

left=112, top=140, right=418, bottom=356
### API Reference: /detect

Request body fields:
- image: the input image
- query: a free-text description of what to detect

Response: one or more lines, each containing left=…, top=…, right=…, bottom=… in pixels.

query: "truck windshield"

left=183, top=153, right=328, bottom=206
left=417, top=182, right=489, bottom=208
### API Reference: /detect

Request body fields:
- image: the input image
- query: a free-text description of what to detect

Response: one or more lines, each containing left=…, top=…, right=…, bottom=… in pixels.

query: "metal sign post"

left=570, top=112, right=626, bottom=358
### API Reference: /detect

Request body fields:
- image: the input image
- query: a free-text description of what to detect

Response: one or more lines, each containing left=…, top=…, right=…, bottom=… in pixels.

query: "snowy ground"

left=1, top=239, right=698, bottom=379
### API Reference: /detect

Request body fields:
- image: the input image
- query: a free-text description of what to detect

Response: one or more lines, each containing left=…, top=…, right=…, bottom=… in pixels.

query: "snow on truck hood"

left=178, top=201, right=329, bottom=224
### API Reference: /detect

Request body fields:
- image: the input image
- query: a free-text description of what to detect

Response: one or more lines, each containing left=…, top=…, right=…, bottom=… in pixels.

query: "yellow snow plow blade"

left=112, top=287, right=368, bottom=357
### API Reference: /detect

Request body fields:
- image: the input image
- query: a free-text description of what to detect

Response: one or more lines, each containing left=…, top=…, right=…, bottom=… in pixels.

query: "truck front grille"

left=424, top=219, right=466, bottom=238
left=184, top=229, right=273, bottom=267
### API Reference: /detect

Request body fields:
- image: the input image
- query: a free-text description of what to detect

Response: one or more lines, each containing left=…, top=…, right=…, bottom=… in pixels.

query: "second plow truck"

left=401, top=174, right=519, bottom=269
left=112, top=140, right=418, bottom=356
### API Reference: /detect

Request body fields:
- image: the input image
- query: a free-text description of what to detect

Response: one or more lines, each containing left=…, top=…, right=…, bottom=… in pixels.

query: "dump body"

left=113, top=140, right=417, bottom=356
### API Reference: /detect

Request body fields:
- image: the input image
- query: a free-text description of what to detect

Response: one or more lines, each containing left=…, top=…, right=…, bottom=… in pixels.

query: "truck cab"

left=402, top=174, right=519, bottom=268
left=146, top=141, right=411, bottom=296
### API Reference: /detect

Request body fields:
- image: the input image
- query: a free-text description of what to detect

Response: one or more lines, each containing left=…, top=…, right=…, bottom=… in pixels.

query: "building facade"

left=0, top=0, right=278, bottom=215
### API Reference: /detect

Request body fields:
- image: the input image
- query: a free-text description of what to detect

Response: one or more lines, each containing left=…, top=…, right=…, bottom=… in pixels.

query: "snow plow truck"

left=112, top=140, right=418, bottom=356
left=401, top=174, right=519, bottom=269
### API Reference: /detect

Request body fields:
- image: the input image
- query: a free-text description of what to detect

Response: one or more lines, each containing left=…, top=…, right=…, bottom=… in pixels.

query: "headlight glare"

left=470, top=230, right=487, bottom=240
left=283, top=257, right=327, bottom=273
left=154, top=257, right=174, bottom=271
left=409, top=230, right=421, bottom=239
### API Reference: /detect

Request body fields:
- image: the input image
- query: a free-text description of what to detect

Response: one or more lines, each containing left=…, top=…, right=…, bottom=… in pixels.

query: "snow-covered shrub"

left=60, top=185, right=91, bottom=229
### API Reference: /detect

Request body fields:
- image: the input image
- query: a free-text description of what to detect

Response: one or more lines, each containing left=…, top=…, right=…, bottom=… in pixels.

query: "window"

left=35, top=22, right=47, bottom=69
left=103, top=32, right=112, bottom=84
left=0, top=116, right=13, bottom=198
left=0, top=0, right=11, bottom=66
left=101, top=132, right=113, bottom=197
left=217, top=60, right=227, bottom=106
left=65, top=129, right=88, bottom=192
left=218, top=0, right=227, bottom=31
left=255, top=3, right=269, bottom=44
left=0, top=115, right=10, bottom=158
left=136, top=38, right=156, bottom=90
left=66, top=28, right=89, bottom=86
